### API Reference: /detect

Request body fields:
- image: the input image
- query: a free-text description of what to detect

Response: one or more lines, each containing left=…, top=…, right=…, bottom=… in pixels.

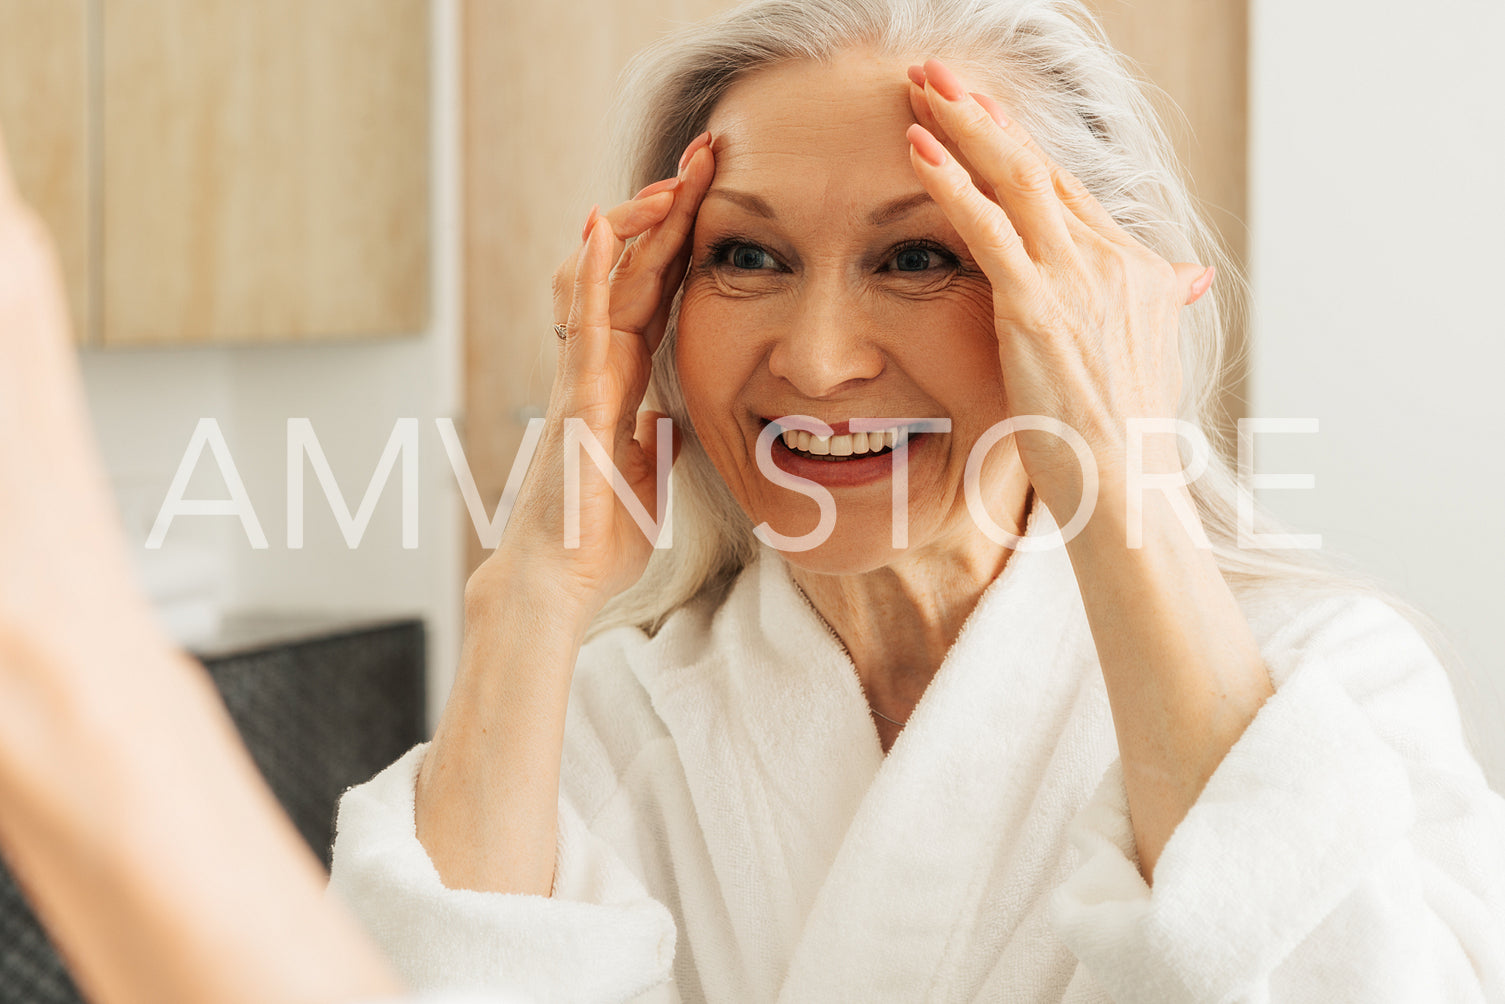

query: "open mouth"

left=767, top=421, right=926, bottom=462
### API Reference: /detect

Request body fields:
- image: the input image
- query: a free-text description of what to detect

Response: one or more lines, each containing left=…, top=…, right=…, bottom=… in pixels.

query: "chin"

left=742, top=489, right=940, bottom=578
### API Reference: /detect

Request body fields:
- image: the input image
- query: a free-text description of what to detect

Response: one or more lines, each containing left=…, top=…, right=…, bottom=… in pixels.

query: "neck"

left=788, top=483, right=1034, bottom=730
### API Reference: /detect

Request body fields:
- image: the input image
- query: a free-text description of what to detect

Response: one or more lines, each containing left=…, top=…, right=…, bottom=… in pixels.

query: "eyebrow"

left=702, top=188, right=937, bottom=226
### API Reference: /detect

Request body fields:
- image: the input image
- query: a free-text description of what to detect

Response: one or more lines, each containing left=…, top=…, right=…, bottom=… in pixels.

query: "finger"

left=564, top=216, right=616, bottom=379
left=909, top=65, right=1104, bottom=243
left=643, top=241, right=691, bottom=355
left=552, top=130, right=711, bottom=346
left=633, top=409, right=678, bottom=466
left=906, top=77, right=1000, bottom=205
left=1177, top=263, right=1215, bottom=305
left=906, top=123, right=1038, bottom=292
left=601, top=188, right=677, bottom=249
left=588, top=161, right=699, bottom=270
left=608, top=139, right=716, bottom=341
left=909, top=81, right=1111, bottom=262
left=920, top=58, right=1078, bottom=267
left=551, top=130, right=711, bottom=322
left=630, top=410, right=676, bottom=538
left=965, top=89, right=1131, bottom=248
left=909, top=71, right=1102, bottom=245
left=553, top=191, right=676, bottom=324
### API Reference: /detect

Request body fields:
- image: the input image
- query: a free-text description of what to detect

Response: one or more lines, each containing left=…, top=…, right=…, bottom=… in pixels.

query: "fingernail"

left=634, top=176, right=682, bottom=200
left=907, top=124, right=947, bottom=167
left=678, top=130, right=712, bottom=174
left=581, top=204, right=599, bottom=243
left=923, top=58, right=966, bottom=101
left=906, top=64, right=926, bottom=87
left=971, top=91, right=1009, bottom=127
left=1198, top=265, right=1216, bottom=292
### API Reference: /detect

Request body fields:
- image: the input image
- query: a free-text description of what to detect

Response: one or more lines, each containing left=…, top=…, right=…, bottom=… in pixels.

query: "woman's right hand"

left=472, top=131, right=716, bottom=624
left=415, top=134, right=716, bottom=898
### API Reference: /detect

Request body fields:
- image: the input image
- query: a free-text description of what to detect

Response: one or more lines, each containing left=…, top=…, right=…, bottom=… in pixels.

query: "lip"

left=756, top=415, right=928, bottom=436
left=759, top=415, right=862, bottom=436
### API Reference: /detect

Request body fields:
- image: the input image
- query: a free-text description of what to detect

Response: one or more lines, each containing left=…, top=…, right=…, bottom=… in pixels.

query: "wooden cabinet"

left=102, top=0, right=431, bottom=344
left=0, top=0, right=90, bottom=342
left=0, top=1, right=431, bottom=346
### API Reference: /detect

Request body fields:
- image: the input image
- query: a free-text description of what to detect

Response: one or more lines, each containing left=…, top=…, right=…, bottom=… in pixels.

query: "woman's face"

left=677, top=51, right=1027, bottom=575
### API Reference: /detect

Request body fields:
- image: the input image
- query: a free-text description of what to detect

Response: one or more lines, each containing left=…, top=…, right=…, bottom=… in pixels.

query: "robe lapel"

left=632, top=544, right=886, bottom=1001
left=776, top=505, right=1101, bottom=1002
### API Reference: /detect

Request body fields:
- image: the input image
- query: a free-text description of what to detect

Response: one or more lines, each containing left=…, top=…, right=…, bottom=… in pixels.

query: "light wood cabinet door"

left=101, top=0, right=431, bottom=345
left=0, top=0, right=91, bottom=343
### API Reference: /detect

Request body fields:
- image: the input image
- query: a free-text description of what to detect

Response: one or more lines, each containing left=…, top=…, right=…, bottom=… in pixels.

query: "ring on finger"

left=553, top=322, right=568, bottom=342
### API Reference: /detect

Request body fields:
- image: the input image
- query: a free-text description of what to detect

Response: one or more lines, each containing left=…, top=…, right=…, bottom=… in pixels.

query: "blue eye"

left=730, top=245, right=770, bottom=270
left=887, top=242, right=959, bottom=274
left=704, top=238, right=781, bottom=273
left=893, top=247, right=933, bottom=272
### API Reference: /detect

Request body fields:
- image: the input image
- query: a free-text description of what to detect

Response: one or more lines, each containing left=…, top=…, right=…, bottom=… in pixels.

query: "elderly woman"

left=329, top=0, right=1505, bottom=1001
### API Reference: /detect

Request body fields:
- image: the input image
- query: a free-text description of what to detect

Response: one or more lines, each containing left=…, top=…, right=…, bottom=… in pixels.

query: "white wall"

left=1249, top=0, right=1505, bottom=787
left=79, top=0, right=464, bottom=727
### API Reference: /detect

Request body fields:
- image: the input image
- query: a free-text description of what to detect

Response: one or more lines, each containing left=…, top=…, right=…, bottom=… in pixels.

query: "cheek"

left=673, top=294, right=757, bottom=467
left=945, top=277, right=997, bottom=339
left=674, top=283, right=769, bottom=412
left=673, top=294, right=771, bottom=510
left=903, top=282, right=1007, bottom=403
left=673, top=292, right=724, bottom=421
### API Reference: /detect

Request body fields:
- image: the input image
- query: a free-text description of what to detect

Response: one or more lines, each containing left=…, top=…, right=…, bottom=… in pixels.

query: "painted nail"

left=1197, top=265, right=1216, bottom=293
left=906, top=64, right=927, bottom=87
left=678, top=130, right=713, bottom=174
left=907, top=124, right=948, bottom=167
left=581, top=204, right=599, bottom=243
left=923, top=58, right=967, bottom=101
left=971, top=91, right=1009, bottom=127
left=634, top=176, right=682, bottom=200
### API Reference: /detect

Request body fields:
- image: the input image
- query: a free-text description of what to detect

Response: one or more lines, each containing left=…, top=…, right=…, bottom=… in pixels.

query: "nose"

left=766, top=285, right=885, bottom=399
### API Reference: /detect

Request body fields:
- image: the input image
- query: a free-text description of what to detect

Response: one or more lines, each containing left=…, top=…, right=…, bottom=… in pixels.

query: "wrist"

left=1064, top=475, right=1209, bottom=565
left=464, top=549, right=604, bottom=633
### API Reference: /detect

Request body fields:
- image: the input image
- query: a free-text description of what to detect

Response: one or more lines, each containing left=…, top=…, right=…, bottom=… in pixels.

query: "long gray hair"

left=586, top=0, right=1484, bottom=756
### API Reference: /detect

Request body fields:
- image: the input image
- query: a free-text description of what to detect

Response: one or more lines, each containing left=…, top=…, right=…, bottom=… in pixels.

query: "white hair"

left=585, top=0, right=1484, bottom=755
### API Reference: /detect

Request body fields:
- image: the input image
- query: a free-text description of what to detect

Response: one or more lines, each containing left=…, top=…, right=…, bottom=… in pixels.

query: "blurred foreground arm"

left=0, top=130, right=402, bottom=1004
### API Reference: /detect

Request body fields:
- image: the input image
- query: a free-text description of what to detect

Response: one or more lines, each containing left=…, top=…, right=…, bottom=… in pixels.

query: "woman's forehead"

left=706, top=52, right=916, bottom=149
left=704, top=57, right=920, bottom=194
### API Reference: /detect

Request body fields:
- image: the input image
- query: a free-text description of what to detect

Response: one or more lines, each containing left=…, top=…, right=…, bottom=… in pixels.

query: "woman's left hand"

left=904, top=59, right=1214, bottom=518
left=902, top=70, right=1280, bottom=883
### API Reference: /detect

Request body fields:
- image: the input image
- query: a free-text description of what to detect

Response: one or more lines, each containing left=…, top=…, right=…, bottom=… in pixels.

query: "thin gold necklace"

left=789, top=575, right=910, bottom=728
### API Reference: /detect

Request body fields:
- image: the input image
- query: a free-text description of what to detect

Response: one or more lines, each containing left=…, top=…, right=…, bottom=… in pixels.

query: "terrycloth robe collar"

left=627, top=502, right=1119, bottom=1001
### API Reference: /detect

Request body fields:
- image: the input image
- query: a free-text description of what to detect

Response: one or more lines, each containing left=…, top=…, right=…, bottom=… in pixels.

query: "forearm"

left=1064, top=479, right=1274, bottom=882
left=0, top=629, right=401, bottom=1004
left=415, top=558, right=593, bottom=898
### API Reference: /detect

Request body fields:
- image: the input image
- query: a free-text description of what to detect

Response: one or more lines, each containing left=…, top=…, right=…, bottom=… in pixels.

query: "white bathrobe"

left=327, top=506, right=1505, bottom=1003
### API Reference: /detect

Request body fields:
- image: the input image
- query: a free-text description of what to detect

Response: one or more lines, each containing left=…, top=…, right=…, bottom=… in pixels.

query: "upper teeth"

left=776, top=424, right=912, bottom=456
